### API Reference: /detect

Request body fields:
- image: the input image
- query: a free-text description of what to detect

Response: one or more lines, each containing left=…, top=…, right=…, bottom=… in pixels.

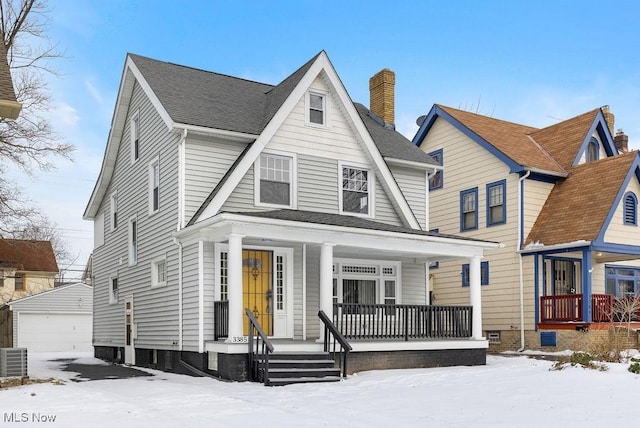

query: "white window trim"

left=130, top=109, right=140, bottom=163
left=305, top=90, right=328, bottom=128
left=338, top=161, right=375, bottom=218
left=148, top=156, right=160, bottom=215
left=332, top=258, right=402, bottom=305
left=110, top=190, right=118, bottom=231
left=254, top=150, right=297, bottom=209
left=109, top=274, right=119, bottom=304
left=151, top=255, right=167, bottom=288
left=128, top=215, right=138, bottom=266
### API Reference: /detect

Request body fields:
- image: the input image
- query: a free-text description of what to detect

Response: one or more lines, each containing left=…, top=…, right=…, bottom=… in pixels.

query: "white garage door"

left=17, top=313, right=93, bottom=352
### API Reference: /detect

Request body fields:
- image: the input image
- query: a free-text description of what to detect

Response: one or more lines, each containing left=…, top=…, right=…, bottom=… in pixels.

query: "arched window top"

left=586, top=138, right=599, bottom=162
left=624, top=192, right=637, bottom=226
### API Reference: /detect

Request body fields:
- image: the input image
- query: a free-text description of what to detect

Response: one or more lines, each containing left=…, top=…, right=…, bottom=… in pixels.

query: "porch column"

left=226, top=233, right=245, bottom=342
left=319, top=242, right=335, bottom=340
left=469, top=255, right=483, bottom=339
left=582, top=248, right=593, bottom=323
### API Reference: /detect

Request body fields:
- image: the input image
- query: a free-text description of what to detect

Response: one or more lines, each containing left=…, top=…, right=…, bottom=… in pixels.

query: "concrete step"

left=267, top=376, right=342, bottom=386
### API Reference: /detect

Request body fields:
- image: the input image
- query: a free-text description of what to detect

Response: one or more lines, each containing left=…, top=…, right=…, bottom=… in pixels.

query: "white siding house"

left=84, top=52, right=498, bottom=382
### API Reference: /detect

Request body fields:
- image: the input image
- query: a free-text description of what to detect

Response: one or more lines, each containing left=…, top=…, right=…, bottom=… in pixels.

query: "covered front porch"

left=525, top=242, right=640, bottom=328
left=175, top=210, right=498, bottom=381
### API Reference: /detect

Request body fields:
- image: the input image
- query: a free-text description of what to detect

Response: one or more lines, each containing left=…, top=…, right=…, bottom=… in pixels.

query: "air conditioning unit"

left=0, top=348, right=28, bottom=377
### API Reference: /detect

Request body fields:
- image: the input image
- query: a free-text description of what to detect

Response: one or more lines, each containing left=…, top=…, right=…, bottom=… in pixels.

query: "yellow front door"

left=243, top=250, right=273, bottom=336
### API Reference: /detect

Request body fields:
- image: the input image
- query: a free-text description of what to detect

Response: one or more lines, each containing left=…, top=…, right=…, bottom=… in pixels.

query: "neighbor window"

left=487, top=180, right=506, bottom=226
left=308, top=92, right=325, bottom=125
left=110, top=191, right=118, bottom=230
left=0, top=270, right=4, bottom=287
left=110, top=276, right=119, bottom=304
left=151, top=257, right=167, bottom=287
left=341, top=166, right=371, bottom=215
left=14, top=273, right=25, bottom=291
left=129, top=217, right=138, bottom=265
left=149, top=157, right=160, bottom=213
left=586, top=139, right=599, bottom=162
left=131, top=110, right=140, bottom=162
left=462, top=261, right=489, bottom=286
left=257, top=153, right=294, bottom=207
left=428, top=149, right=443, bottom=190
left=624, top=192, right=637, bottom=226
left=460, top=188, right=478, bottom=231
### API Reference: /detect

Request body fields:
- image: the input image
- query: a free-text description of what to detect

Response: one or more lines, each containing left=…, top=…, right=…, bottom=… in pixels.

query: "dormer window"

left=586, top=139, right=599, bottom=162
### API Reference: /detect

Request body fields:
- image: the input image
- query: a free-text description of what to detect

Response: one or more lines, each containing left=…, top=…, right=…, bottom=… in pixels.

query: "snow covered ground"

left=1, top=352, right=640, bottom=427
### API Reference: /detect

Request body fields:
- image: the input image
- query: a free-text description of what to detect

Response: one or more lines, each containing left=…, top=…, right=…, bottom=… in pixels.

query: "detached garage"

left=0, top=282, right=92, bottom=352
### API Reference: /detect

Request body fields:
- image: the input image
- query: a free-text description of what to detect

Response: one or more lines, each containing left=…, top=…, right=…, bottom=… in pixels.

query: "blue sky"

left=17, top=0, right=640, bottom=277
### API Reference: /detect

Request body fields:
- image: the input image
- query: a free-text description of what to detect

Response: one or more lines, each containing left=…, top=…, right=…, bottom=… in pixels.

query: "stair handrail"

left=245, top=308, right=274, bottom=385
left=318, top=310, right=352, bottom=378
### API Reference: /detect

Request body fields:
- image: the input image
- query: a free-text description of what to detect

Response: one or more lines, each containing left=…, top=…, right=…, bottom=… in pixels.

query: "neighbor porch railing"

left=214, top=300, right=229, bottom=340
left=333, top=303, right=473, bottom=340
left=540, top=294, right=613, bottom=323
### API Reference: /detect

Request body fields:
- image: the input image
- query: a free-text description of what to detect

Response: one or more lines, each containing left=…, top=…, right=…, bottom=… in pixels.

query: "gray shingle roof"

left=355, top=103, right=438, bottom=165
left=230, top=209, right=492, bottom=243
left=129, top=52, right=319, bottom=135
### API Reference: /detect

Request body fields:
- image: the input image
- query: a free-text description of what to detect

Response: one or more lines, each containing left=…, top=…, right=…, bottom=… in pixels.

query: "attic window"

left=428, top=149, right=443, bottom=190
left=307, top=92, right=326, bottom=126
left=131, top=110, right=140, bottom=162
left=624, top=192, right=638, bottom=226
left=586, top=139, right=599, bottom=162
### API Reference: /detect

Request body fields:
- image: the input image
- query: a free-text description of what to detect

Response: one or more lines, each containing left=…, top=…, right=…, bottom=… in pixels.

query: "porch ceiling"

left=175, top=211, right=499, bottom=259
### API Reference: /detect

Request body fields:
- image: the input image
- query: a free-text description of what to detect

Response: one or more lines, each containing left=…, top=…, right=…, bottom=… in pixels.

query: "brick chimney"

left=369, top=68, right=395, bottom=127
left=614, top=129, right=629, bottom=153
left=601, top=105, right=615, bottom=135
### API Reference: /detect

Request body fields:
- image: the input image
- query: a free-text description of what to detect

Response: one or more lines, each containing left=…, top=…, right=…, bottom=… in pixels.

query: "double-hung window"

left=149, top=157, right=160, bottom=213
left=462, top=261, right=489, bottom=286
left=341, top=165, right=372, bottom=216
left=624, top=192, right=637, bottom=226
left=487, top=180, right=506, bottom=226
left=460, top=188, right=478, bottom=231
left=257, top=153, right=294, bottom=208
left=110, top=276, right=119, bottom=304
left=151, top=257, right=167, bottom=287
left=14, top=273, right=25, bottom=291
left=308, top=92, right=325, bottom=125
left=129, top=216, right=138, bottom=265
left=428, top=149, right=443, bottom=190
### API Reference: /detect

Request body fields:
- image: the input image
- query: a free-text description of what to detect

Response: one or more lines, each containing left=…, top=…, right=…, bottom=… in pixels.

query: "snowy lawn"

left=1, top=352, right=639, bottom=427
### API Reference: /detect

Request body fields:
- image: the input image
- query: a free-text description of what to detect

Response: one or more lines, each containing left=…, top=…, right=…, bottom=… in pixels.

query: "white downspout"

left=177, top=128, right=187, bottom=231
left=517, top=170, right=531, bottom=351
left=173, top=238, right=183, bottom=351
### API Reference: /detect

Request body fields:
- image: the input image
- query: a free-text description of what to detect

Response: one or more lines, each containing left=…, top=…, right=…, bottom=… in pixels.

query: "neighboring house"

left=0, top=282, right=93, bottom=352
left=84, top=51, right=498, bottom=383
left=0, top=239, right=58, bottom=305
left=0, top=41, right=21, bottom=119
left=414, top=103, right=640, bottom=350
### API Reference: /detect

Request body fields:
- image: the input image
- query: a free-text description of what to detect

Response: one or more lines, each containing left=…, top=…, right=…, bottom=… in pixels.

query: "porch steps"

left=256, top=352, right=342, bottom=386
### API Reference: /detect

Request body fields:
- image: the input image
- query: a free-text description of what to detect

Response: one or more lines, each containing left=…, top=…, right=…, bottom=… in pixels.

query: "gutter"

left=517, top=170, right=531, bottom=352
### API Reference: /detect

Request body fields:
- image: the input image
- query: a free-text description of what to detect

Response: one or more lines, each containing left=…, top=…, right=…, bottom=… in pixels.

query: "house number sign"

left=231, top=336, right=248, bottom=344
